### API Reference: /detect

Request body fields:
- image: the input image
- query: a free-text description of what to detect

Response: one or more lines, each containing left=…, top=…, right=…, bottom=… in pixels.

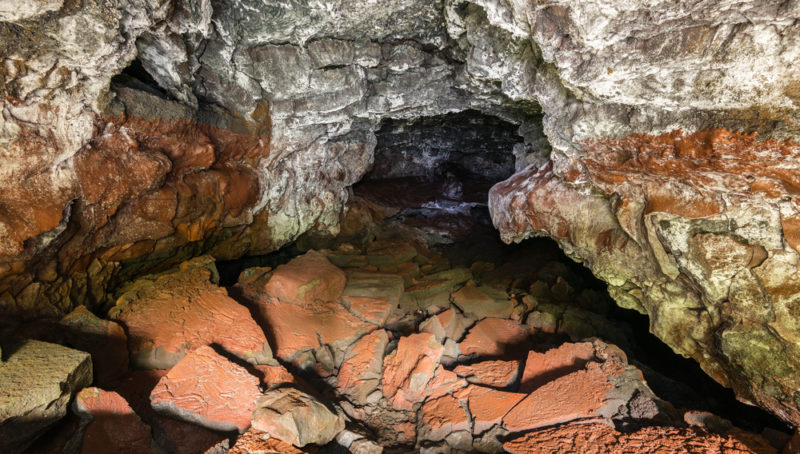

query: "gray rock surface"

left=0, top=338, right=92, bottom=454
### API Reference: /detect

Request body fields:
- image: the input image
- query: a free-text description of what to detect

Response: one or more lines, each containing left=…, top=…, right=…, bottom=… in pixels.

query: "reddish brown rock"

left=456, top=385, right=525, bottom=435
left=451, top=284, right=514, bottom=319
left=342, top=295, right=395, bottom=327
left=246, top=296, right=375, bottom=360
left=337, top=330, right=389, bottom=404
left=255, top=364, right=298, bottom=389
left=419, top=308, right=470, bottom=342
left=417, top=394, right=470, bottom=442
left=150, top=346, right=261, bottom=433
left=519, top=342, right=596, bottom=393
left=264, top=251, right=347, bottom=305
left=60, top=305, right=129, bottom=386
left=503, top=361, right=621, bottom=433
left=151, top=415, right=229, bottom=454
left=503, top=422, right=777, bottom=454
left=109, top=257, right=273, bottom=369
left=453, top=359, right=521, bottom=389
left=427, top=366, right=469, bottom=401
left=382, top=333, right=444, bottom=410
left=228, top=427, right=317, bottom=453
left=458, top=318, right=531, bottom=359
left=72, top=387, right=161, bottom=454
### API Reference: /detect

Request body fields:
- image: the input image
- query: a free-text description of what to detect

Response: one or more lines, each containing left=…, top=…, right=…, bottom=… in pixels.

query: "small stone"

left=419, top=308, right=470, bottom=343
left=445, top=430, right=473, bottom=451
left=252, top=387, right=345, bottom=447
left=349, top=438, right=384, bottom=454
left=453, top=359, right=521, bottom=388
left=459, top=318, right=531, bottom=359
left=150, top=346, right=262, bottom=433
left=0, top=338, right=92, bottom=454
left=72, top=387, right=161, bottom=454
left=254, top=364, right=298, bottom=388
left=519, top=342, right=596, bottom=393
left=525, top=311, right=557, bottom=334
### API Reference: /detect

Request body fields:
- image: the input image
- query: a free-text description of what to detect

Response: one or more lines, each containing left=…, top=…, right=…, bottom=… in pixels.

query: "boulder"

left=150, top=346, right=262, bottom=433
left=252, top=387, right=345, bottom=447
left=0, top=338, right=92, bottom=454
left=263, top=250, right=347, bottom=305
left=337, top=330, right=389, bottom=404
left=72, top=387, right=161, bottom=454
left=382, top=333, right=444, bottom=410
left=109, top=257, right=273, bottom=369
left=451, top=284, right=514, bottom=319
left=458, top=318, right=531, bottom=359
left=519, top=342, right=596, bottom=393
left=60, top=305, right=129, bottom=386
left=453, top=359, right=521, bottom=389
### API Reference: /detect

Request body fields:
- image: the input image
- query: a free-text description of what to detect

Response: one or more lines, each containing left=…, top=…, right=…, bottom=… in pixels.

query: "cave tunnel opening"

left=217, top=110, right=790, bottom=439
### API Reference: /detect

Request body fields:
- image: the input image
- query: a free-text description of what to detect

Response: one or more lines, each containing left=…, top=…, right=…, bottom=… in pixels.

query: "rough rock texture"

left=0, top=338, right=92, bottom=454
left=252, top=387, right=345, bottom=447
left=72, top=387, right=161, bottom=454
left=109, top=256, right=273, bottom=369
left=60, top=305, right=130, bottom=386
left=150, top=345, right=262, bottom=433
left=503, top=423, right=776, bottom=454
left=4, top=0, right=800, bottom=428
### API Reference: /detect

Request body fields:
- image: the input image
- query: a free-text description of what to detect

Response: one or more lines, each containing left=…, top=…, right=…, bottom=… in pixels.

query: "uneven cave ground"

left=5, top=113, right=794, bottom=454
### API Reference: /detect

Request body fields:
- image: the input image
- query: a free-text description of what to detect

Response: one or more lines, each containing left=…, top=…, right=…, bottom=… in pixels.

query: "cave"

left=3, top=1, right=800, bottom=453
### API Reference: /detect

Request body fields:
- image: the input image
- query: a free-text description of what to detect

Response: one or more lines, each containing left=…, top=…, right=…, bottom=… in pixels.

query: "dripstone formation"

left=3, top=0, right=800, bottom=439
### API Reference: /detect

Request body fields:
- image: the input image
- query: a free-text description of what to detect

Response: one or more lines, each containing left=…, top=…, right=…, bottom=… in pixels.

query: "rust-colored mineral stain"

left=580, top=128, right=800, bottom=215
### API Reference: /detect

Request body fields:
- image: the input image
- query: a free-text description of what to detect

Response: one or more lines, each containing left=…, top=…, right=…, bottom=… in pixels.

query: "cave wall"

left=3, top=0, right=800, bottom=427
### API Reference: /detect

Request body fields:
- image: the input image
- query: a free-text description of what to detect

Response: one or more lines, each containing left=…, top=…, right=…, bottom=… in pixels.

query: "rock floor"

left=4, top=179, right=795, bottom=454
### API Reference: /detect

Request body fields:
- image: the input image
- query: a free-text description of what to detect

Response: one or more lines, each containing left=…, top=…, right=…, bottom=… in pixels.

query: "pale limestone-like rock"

left=150, top=346, right=262, bottom=433
left=0, top=338, right=92, bottom=454
left=252, top=387, right=345, bottom=447
left=451, top=284, right=514, bottom=319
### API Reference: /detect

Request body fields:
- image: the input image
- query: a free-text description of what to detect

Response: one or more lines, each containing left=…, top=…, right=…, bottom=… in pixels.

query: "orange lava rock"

left=420, top=308, right=470, bottom=342
left=456, top=385, right=525, bottom=435
left=503, top=361, right=618, bottom=433
left=451, top=285, right=514, bottom=319
left=337, top=330, right=389, bottom=404
left=427, top=365, right=469, bottom=400
left=503, top=422, right=777, bottom=454
left=453, top=359, right=521, bottom=388
left=109, top=257, right=273, bottom=369
left=382, top=333, right=444, bottom=410
left=151, top=415, right=229, bottom=454
left=247, top=296, right=376, bottom=359
left=342, top=295, right=394, bottom=326
left=264, top=250, right=347, bottom=305
left=150, top=346, right=262, bottom=433
left=458, top=318, right=531, bottom=359
left=254, top=364, right=298, bottom=388
left=60, top=305, right=129, bottom=386
left=72, top=387, right=161, bottom=454
left=228, top=427, right=317, bottom=454
left=519, top=342, right=596, bottom=393
left=418, top=394, right=471, bottom=442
